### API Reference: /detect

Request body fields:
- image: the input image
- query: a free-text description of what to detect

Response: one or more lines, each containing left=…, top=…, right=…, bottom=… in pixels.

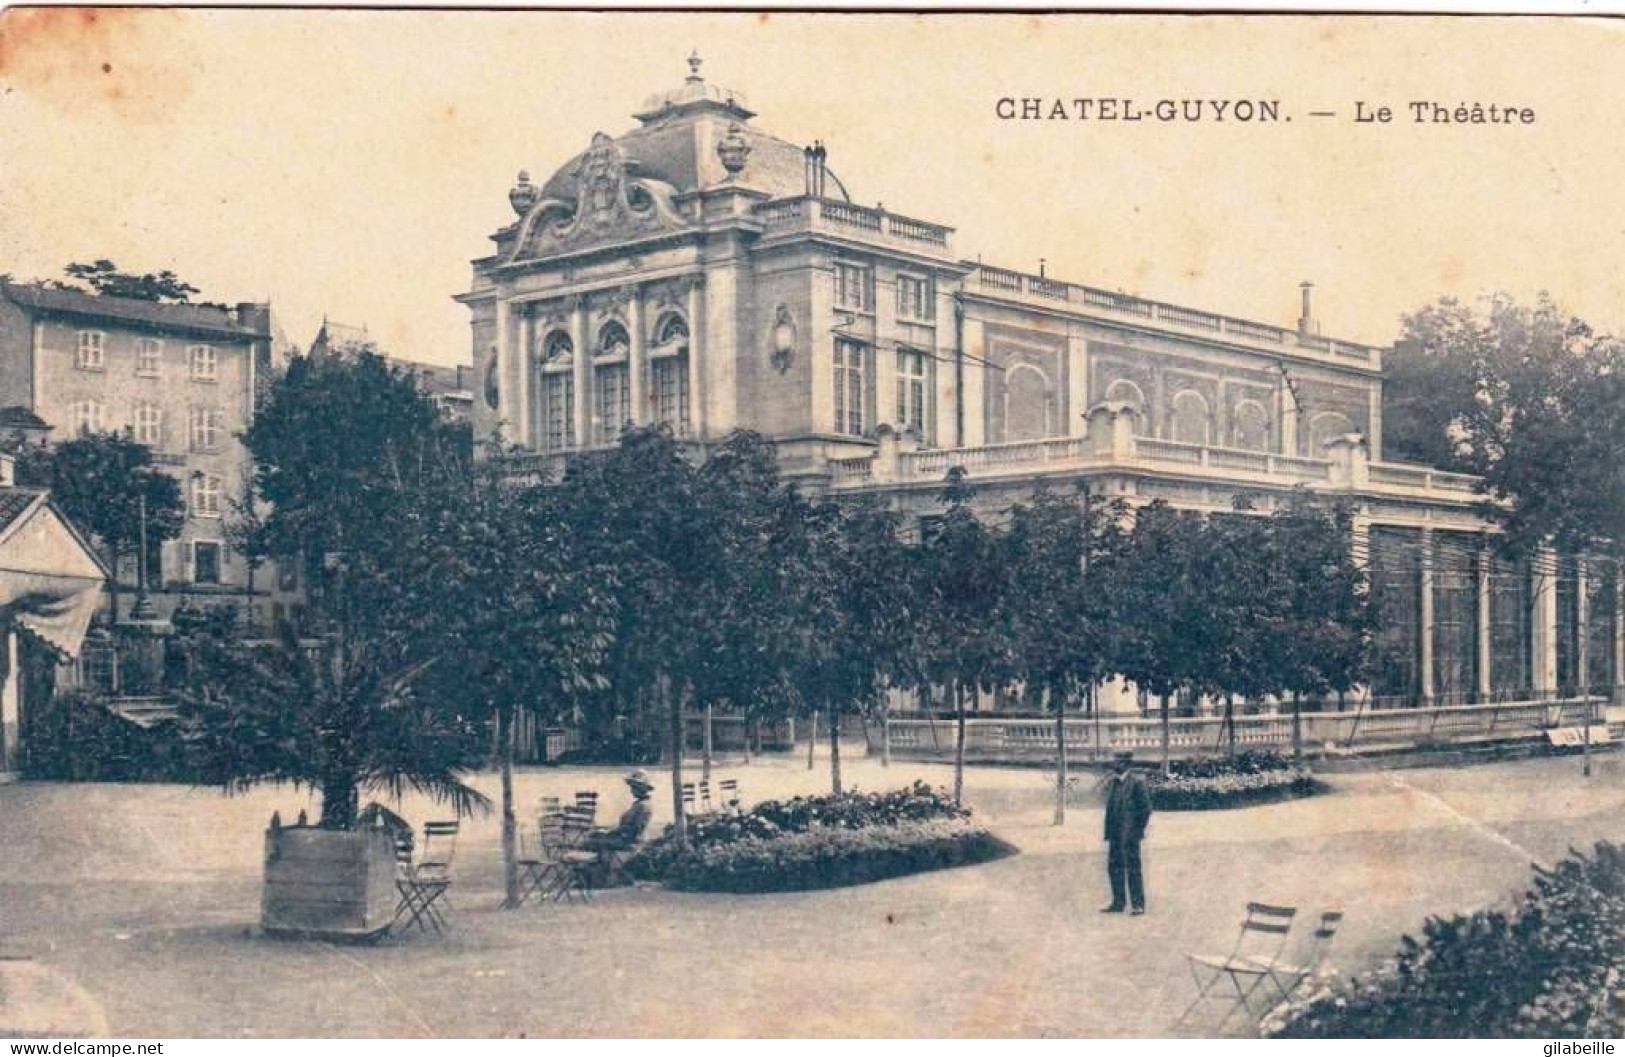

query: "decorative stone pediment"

left=506, top=133, right=690, bottom=264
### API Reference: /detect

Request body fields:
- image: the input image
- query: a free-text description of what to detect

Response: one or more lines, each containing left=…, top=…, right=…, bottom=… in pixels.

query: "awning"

left=0, top=570, right=105, bottom=660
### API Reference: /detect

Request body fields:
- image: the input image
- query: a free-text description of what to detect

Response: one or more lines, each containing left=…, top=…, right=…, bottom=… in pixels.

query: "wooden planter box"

left=261, top=826, right=397, bottom=941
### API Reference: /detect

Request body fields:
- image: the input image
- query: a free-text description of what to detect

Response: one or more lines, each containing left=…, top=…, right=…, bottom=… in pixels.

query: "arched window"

left=599, top=321, right=630, bottom=358
left=650, top=313, right=690, bottom=436
left=1005, top=364, right=1053, bottom=442
left=1103, top=379, right=1149, bottom=436
left=1308, top=411, right=1356, bottom=454
left=1231, top=399, right=1269, bottom=452
left=653, top=312, right=689, bottom=351
left=534, top=331, right=575, bottom=452
left=1170, top=390, right=1210, bottom=446
left=540, top=330, right=573, bottom=365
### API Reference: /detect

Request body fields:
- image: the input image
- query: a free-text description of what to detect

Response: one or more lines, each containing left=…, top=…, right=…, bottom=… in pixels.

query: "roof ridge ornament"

left=686, top=49, right=703, bottom=84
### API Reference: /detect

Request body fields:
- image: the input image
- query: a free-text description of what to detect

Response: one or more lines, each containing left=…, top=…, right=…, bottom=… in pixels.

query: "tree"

left=11, top=432, right=185, bottom=620
left=241, top=349, right=462, bottom=615
left=1391, top=295, right=1625, bottom=560
left=423, top=455, right=618, bottom=907
left=915, top=469, right=1013, bottom=804
left=1115, top=502, right=1210, bottom=776
left=1261, top=494, right=1374, bottom=762
left=558, top=426, right=724, bottom=847
left=58, top=260, right=200, bottom=303
left=184, top=349, right=495, bottom=829
left=1004, top=487, right=1128, bottom=823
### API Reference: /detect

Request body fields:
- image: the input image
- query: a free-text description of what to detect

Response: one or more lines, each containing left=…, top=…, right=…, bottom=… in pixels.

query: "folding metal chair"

left=681, top=783, right=696, bottom=816
left=697, top=779, right=714, bottom=815
left=553, top=805, right=599, bottom=903
left=718, top=778, right=741, bottom=812
left=417, top=821, right=459, bottom=882
left=1178, top=902, right=1298, bottom=1028
left=513, top=814, right=562, bottom=907
left=1249, top=911, right=1344, bottom=1007
left=537, top=796, right=561, bottom=820
left=573, top=791, right=599, bottom=823
left=392, top=830, right=453, bottom=935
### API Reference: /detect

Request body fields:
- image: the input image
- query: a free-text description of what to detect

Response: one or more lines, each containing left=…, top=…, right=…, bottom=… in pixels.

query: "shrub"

left=674, top=780, right=967, bottom=850
left=627, top=781, right=1008, bottom=892
left=629, top=816, right=1015, bottom=893
left=1265, top=842, right=1625, bottom=1038
left=1130, top=752, right=1325, bottom=810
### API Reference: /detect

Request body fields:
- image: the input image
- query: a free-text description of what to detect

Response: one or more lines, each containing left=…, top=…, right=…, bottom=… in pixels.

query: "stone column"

left=1533, top=545, right=1558, bottom=695
left=1067, top=332, right=1089, bottom=439
left=570, top=298, right=589, bottom=449
left=1577, top=558, right=1590, bottom=693
left=1279, top=373, right=1299, bottom=455
left=0, top=629, right=17, bottom=775
left=686, top=278, right=705, bottom=438
left=1614, top=570, right=1624, bottom=705
left=516, top=306, right=533, bottom=449
left=494, top=298, right=512, bottom=437
left=1476, top=538, right=1493, bottom=702
left=1419, top=527, right=1435, bottom=704
left=628, top=288, right=648, bottom=427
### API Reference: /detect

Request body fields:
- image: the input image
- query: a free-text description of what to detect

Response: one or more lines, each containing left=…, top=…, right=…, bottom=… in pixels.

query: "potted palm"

left=179, top=621, right=489, bottom=941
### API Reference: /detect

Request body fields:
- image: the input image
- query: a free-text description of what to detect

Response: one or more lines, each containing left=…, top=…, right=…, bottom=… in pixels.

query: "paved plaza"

left=2, top=751, right=1622, bottom=1037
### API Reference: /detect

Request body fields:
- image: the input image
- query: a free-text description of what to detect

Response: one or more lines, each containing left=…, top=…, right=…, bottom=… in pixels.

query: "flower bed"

left=628, top=781, right=1016, bottom=892
left=1264, top=842, right=1625, bottom=1038
left=1149, top=751, right=1325, bottom=811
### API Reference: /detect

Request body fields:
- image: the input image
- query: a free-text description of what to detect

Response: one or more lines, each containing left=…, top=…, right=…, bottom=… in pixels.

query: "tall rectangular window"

left=1432, top=532, right=1479, bottom=704
left=596, top=363, right=630, bottom=445
left=896, top=348, right=927, bottom=436
left=896, top=274, right=932, bottom=322
left=190, top=473, right=223, bottom=518
left=133, top=403, right=163, bottom=446
left=74, top=400, right=103, bottom=435
left=192, top=541, right=222, bottom=585
left=76, top=330, right=105, bottom=370
left=189, top=407, right=222, bottom=451
left=543, top=373, right=574, bottom=451
left=135, top=337, right=163, bottom=377
left=1370, top=526, right=1422, bottom=705
left=188, top=344, right=217, bottom=381
left=651, top=356, right=690, bottom=436
left=1490, top=551, right=1532, bottom=696
left=1587, top=562, right=1619, bottom=694
left=1556, top=555, right=1581, bottom=693
left=833, top=340, right=866, bottom=437
left=835, top=262, right=872, bottom=313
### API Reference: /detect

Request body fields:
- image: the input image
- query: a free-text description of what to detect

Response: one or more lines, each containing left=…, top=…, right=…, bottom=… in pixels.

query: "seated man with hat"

left=584, top=771, right=655, bottom=884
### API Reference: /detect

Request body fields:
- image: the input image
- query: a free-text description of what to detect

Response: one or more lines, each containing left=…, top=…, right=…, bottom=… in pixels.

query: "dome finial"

left=686, top=49, right=703, bottom=83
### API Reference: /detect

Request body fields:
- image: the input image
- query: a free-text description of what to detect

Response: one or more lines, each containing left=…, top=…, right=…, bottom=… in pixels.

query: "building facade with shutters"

left=461, top=59, right=1622, bottom=718
left=0, top=283, right=297, bottom=637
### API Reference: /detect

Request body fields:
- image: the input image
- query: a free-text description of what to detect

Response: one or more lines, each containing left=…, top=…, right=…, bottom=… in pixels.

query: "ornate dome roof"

left=535, top=55, right=849, bottom=205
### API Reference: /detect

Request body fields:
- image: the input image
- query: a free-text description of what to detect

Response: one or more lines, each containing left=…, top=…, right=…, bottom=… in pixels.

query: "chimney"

left=1298, top=281, right=1319, bottom=337
left=0, top=453, right=14, bottom=488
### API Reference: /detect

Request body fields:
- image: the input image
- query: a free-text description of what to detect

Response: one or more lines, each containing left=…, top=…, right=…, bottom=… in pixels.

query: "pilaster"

left=629, top=289, right=648, bottom=427
left=1476, top=538, right=1493, bottom=702
left=516, top=308, right=533, bottom=449
left=686, top=278, right=706, bottom=438
left=570, top=299, right=589, bottom=449
left=1419, top=527, right=1435, bottom=703
left=1533, top=545, right=1559, bottom=694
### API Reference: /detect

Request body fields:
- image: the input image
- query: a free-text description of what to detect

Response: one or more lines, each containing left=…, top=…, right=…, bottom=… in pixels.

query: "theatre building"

left=459, top=59, right=1620, bottom=747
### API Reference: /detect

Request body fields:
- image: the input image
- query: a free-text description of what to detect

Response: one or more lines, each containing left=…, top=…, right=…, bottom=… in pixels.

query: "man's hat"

left=625, top=770, right=654, bottom=792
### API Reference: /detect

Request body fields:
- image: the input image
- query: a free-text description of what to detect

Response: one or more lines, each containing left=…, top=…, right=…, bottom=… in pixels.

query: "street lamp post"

left=129, top=488, right=158, bottom=622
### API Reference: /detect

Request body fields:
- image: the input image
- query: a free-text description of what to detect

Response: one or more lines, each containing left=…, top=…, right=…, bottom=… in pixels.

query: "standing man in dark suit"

left=1101, top=750, right=1153, bottom=915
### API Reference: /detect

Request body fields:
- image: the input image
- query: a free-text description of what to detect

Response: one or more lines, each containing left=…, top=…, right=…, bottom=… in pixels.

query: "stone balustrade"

left=754, top=196, right=953, bottom=252
left=879, top=695, right=1606, bottom=763
left=966, top=266, right=1378, bottom=366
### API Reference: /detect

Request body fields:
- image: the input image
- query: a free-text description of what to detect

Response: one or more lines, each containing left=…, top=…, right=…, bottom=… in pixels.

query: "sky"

left=2, top=10, right=1622, bottom=366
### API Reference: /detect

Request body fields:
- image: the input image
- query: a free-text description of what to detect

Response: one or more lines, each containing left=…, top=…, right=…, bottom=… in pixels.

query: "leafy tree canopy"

left=58, top=259, right=200, bottom=303
left=1388, top=294, right=1625, bottom=558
